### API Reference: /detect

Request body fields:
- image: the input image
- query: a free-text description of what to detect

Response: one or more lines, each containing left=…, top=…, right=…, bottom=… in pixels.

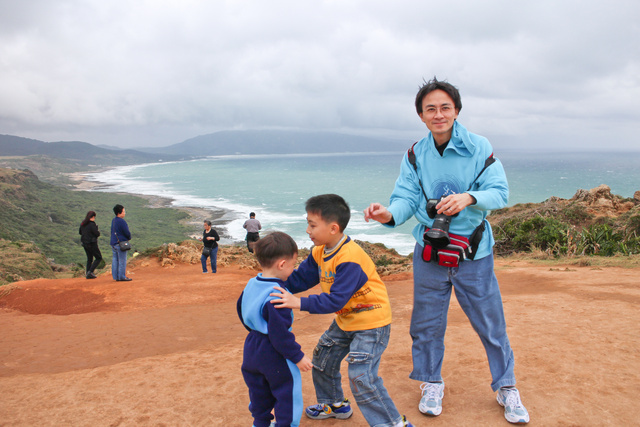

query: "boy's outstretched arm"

left=284, top=253, right=320, bottom=294
left=272, top=263, right=365, bottom=314
left=270, top=286, right=301, bottom=309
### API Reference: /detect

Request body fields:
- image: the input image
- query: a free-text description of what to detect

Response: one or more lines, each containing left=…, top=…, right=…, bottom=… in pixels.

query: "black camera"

left=424, top=198, right=457, bottom=249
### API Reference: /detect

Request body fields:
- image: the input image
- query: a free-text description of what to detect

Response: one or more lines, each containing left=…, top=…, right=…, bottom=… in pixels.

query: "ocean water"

left=85, top=150, right=640, bottom=255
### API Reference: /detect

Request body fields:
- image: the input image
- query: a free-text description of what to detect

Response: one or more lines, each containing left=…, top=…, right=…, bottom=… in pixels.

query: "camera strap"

left=408, top=141, right=496, bottom=264
left=407, top=141, right=496, bottom=196
left=408, top=142, right=431, bottom=201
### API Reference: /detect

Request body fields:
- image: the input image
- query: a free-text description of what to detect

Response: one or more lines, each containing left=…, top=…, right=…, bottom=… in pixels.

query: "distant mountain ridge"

left=0, top=134, right=180, bottom=164
left=1, top=130, right=408, bottom=162
left=138, top=129, right=408, bottom=156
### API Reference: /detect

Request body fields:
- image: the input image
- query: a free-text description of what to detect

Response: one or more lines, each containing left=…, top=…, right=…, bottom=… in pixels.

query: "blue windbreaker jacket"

left=386, top=121, right=509, bottom=260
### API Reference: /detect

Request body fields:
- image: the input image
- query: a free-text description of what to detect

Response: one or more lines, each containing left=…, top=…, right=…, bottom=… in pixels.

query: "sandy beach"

left=1, top=252, right=639, bottom=426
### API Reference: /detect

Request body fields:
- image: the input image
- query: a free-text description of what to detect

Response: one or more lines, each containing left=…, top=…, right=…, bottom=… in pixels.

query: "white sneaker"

left=497, top=387, right=530, bottom=424
left=419, top=381, right=444, bottom=416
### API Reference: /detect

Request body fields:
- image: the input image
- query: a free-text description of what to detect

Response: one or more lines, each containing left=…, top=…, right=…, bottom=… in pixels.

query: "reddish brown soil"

left=1, top=258, right=639, bottom=426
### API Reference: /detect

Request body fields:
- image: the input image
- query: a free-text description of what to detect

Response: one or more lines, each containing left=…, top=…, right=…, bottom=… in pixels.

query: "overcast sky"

left=1, top=0, right=639, bottom=151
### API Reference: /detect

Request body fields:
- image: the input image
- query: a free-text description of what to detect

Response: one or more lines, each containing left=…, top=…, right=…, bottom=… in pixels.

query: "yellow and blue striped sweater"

left=286, top=236, right=391, bottom=331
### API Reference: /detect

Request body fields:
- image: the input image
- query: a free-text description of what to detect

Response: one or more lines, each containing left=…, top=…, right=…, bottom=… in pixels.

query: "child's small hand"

left=296, top=355, right=313, bottom=372
left=270, top=286, right=301, bottom=309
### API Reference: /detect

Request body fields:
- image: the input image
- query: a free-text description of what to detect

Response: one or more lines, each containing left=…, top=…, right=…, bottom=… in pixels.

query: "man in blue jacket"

left=110, top=204, right=132, bottom=282
left=364, top=78, right=529, bottom=424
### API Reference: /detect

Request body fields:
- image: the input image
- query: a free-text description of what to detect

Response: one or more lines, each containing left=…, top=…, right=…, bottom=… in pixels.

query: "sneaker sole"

left=305, top=409, right=353, bottom=420
left=418, top=405, right=442, bottom=416
left=497, top=395, right=530, bottom=424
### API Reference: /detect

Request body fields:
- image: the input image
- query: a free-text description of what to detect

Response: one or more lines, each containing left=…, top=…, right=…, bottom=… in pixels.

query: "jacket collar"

left=428, top=121, right=476, bottom=157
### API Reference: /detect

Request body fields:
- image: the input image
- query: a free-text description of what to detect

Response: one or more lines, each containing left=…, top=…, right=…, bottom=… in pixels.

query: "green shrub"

left=495, top=215, right=569, bottom=255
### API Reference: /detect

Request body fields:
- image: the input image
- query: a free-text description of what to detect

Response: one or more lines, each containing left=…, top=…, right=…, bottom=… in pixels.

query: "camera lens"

left=425, top=215, right=452, bottom=248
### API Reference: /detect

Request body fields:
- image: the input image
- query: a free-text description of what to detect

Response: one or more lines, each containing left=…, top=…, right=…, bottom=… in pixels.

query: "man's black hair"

left=254, top=231, right=298, bottom=268
left=305, top=194, right=350, bottom=232
left=415, top=76, right=462, bottom=114
left=113, top=204, right=124, bottom=216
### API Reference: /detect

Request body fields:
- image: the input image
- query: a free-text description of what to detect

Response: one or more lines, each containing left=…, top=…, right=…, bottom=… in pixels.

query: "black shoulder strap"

left=466, top=153, right=496, bottom=191
left=408, top=141, right=419, bottom=170
left=407, top=142, right=429, bottom=201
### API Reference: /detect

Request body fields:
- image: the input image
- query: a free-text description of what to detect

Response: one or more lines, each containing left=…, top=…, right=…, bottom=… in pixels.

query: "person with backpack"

left=363, top=77, right=529, bottom=424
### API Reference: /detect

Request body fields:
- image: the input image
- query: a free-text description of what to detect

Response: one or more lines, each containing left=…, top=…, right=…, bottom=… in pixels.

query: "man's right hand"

left=363, top=202, right=393, bottom=224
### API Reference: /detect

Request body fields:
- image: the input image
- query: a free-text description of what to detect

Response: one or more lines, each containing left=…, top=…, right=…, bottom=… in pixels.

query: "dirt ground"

left=1, top=256, right=639, bottom=426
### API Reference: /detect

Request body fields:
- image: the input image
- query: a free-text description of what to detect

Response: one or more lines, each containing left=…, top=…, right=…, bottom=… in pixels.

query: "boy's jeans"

left=410, top=243, right=516, bottom=391
left=201, top=246, right=218, bottom=273
left=111, top=245, right=128, bottom=280
left=312, top=321, right=402, bottom=427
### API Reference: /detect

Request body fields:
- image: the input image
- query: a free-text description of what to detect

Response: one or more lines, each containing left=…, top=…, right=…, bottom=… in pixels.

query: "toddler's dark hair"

left=305, top=194, right=350, bottom=232
left=254, top=231, right=298, bottom=268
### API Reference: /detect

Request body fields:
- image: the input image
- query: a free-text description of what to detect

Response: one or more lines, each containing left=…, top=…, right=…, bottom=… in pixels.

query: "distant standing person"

left=110, top=204, right=132, bottom=282
left=199, top=220, right=220, bottom=273
left=79, top=210, right=102, bottom=279
left=243, top=212, right=262, bottom=253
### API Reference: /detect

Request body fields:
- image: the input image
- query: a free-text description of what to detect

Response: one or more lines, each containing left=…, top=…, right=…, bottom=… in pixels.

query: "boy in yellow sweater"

left=270, top=194, right=413, bottom=427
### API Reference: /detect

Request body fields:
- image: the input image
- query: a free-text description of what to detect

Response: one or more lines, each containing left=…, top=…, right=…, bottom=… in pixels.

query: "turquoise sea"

left=85, top=150, right=640, bottom=255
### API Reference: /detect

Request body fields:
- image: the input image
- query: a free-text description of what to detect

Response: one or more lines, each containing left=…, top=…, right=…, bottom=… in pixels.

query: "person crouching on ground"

left=237, top=231, right=313, bottom=427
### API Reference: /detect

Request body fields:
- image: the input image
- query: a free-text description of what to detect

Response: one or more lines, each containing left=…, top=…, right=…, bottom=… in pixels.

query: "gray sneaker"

left=497, top=387, right=530, bottom=424
left=419, top=381, right=444, bottom=416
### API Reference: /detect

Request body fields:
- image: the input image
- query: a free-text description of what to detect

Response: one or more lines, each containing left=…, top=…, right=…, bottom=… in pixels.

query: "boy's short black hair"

left=305, top=194, right=350, bottom=232
left=254, top=231, right=298, bottom=269
left=113, top=204, right=124, bottom=216
left=415, top=76, right=462, bottom=114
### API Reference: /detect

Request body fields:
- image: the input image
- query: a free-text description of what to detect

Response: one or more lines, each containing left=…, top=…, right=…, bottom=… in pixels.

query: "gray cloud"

left=1, top=0, right=638, bottom=150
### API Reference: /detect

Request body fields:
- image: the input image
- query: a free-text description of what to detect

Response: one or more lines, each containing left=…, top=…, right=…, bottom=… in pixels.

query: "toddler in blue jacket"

left=237, top=231, right=313, bottom=427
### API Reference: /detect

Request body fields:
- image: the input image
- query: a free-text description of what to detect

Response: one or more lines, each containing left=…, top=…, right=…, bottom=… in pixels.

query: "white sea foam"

left=81, top=150, right=640, bottom=256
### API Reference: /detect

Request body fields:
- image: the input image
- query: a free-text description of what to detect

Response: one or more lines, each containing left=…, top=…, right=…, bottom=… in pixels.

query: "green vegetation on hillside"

left=490, top=192, right=640, bottom=257
left=0, top=240, right=56, bottom=285
left=0, top=168, right=193, bottom=267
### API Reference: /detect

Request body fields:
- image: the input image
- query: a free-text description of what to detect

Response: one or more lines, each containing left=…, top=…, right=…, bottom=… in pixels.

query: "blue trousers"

left=410, top=243, right=516, bottom=391
left=242, top=331, right=302, bottom=427
left=111, top=245, right=128, bottom=280
left=201, top=246, right=218, bottom=273
left=312, top=321, right=402, bottom=427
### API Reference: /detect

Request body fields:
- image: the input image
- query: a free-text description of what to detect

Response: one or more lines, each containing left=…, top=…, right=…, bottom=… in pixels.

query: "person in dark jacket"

left=199, top=220, right=220, bottom=273
left=79, top=211, right=102, bottom=279
left=110, top=204, right=132, bottom=281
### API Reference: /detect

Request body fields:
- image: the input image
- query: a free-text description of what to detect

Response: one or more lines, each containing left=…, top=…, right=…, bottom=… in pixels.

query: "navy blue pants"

left=242, top=331, right=303, bottom=427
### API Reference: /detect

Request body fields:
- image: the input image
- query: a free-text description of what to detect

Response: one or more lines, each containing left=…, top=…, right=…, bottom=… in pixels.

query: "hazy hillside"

left=0, top=134, right=183, bottom=164
left=0, top=168, right=193, bottom=266
left=139, top=129, right=408, bottom=156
